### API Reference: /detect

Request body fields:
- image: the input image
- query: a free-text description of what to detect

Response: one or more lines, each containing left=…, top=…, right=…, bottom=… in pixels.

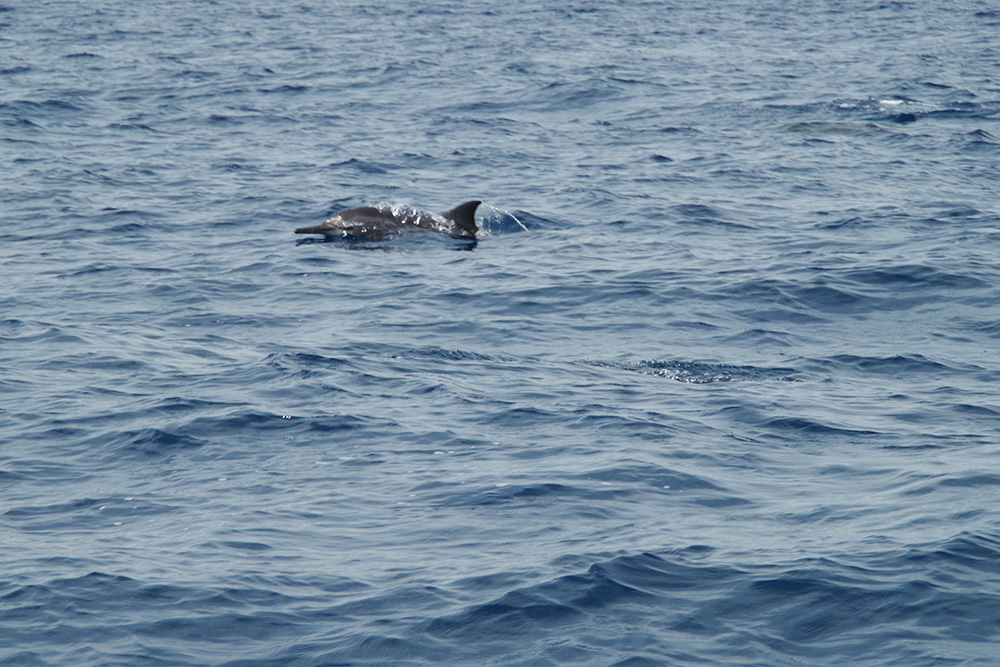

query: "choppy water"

left=3, top=1, right=1000, bottom=665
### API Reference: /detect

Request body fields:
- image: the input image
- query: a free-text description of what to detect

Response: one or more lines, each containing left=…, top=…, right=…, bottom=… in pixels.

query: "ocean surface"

left=3, top=1, right=1000, bottom=665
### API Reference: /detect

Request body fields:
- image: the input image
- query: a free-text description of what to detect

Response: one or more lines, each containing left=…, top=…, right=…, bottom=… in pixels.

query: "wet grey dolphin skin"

left=295, top=200, right=481, bottom=239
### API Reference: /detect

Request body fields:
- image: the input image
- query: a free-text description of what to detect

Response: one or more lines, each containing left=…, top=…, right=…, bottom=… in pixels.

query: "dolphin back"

left=295, top=200, right=482, bottom=238
left=294, top=206, right=396, bottom=235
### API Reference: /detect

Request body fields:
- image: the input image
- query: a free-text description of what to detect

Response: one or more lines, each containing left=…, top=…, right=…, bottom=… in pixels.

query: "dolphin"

left=294, top=200, right=481, bottom=239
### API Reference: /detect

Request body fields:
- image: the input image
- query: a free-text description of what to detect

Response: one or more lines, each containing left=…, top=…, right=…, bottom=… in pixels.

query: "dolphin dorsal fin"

left=442, top=200, right=481, bottom=237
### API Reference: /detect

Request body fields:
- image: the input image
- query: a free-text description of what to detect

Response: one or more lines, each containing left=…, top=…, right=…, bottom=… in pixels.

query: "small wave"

left=903, top=473, right=1000, bottom=498
left=432, top=482, right=591, bottom=508
left=0, top=324, right=88, bottom=346
left=669, top=203, right=729, bottom=220
left=423, top=535, right=1000, bottom=661
left=762, top=416, right=879, bottom=437
left=964, top=129, right=1000, bottom=153
left=840, top=263, right=989, bottom=290
left=586, top=359, right=798, bottom=383
left=422, top=551, right=741, bottom=648
left=779, top=120, right=890, bottom=136
left=265, top=351, right=351, bottom=373
left=891, top=531, right=1000, bottom=576
left=326, top=158, right=391, bottom=174
left=577, top=463, right=750, bottom=508
left=383, top=346, right=516, bottom=363
left=0, top=98, right=84, bottom=115
left=574, top=463, right=722, bottom=492
left=4, top=495, right=177, bottom=531
left=786, top=282, right=867, bottom=312
left=669, top=202, right=758, bottom=230
left=184, top=410, right=371, bottom=435
left=952, top=317, right=1000, bottom=339
left=104, top=428, right=208, bottom=459
left=825, top=353, right=966, bottom=376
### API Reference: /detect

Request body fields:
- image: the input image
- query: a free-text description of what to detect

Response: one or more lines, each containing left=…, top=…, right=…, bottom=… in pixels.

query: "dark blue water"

left=3, top=1, right=1000, bottom=664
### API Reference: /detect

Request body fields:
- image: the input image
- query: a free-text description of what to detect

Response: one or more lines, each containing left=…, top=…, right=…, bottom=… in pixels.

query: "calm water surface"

left=3, top=1, right=1000, bottom=665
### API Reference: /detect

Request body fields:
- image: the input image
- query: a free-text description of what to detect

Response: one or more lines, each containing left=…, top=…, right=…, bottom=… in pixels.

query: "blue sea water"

left=3, top=0, right=1000, bottom=664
